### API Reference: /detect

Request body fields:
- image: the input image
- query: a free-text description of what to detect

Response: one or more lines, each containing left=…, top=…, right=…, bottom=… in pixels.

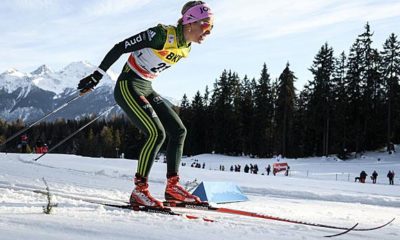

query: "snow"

left=30, top=61, right=117, bottom=94
left=0, top=151, right=399, bottom=240
left=0, top=62, right=117, bottom=95
left=0, top=69, right=31, bottom=93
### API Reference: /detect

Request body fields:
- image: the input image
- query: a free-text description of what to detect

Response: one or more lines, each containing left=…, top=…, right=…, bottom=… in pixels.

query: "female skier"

left=77, top=1, right=214, bottom=208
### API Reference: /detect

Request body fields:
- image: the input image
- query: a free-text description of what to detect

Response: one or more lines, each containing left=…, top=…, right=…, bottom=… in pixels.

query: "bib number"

left=151, top=63, right=171, bottom=73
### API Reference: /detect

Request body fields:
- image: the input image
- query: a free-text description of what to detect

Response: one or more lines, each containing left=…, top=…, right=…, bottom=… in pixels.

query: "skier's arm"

left=77, top=26, right=166, bottom=93
left=98, top=26, right=167, bottom=72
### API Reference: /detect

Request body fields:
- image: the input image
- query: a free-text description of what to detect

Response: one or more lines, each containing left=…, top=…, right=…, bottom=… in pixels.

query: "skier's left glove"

left=77, top=70, right=103, bottom=94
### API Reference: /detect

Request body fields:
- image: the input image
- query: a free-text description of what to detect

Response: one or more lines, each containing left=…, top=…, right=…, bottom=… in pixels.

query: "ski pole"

left=33, top=104, right=117, bottom=162
left=1, top=90, right=82, bottom=149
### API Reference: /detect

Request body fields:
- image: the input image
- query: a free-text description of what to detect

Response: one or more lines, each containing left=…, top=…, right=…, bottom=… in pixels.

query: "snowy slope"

left=0, top=151, right=399, bottom=240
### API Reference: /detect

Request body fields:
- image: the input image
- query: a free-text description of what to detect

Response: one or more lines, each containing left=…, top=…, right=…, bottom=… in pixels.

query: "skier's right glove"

left=77, top=70, right=103, bottom=94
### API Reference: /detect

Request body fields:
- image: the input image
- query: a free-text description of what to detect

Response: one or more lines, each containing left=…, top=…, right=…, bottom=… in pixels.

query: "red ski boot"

left=130, top=176, right=164, bottom=208
left=165, top=175, right=201, bottom=203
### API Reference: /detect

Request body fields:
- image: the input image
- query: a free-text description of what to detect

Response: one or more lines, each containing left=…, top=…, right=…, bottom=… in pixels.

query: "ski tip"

left=383, top=217, right=396, bottom=226
left=324, top=223, right=359, bottom=238
left=353, top=217, right=396, bottom=231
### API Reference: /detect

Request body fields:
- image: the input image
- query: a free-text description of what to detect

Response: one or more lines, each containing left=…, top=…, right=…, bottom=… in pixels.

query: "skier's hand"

left=77, top=70, right=103, bottom=94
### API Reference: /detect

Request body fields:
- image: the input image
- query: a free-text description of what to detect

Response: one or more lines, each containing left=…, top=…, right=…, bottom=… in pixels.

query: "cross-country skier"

left=77, top=1, right=214, bottom=208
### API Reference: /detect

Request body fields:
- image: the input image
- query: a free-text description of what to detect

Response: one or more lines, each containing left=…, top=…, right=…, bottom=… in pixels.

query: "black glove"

left=77, top=70, right=103, bottom=94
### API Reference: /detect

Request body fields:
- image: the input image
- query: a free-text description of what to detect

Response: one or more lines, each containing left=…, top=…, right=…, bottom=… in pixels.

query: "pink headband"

left=182, top=3, right=213, bottom=25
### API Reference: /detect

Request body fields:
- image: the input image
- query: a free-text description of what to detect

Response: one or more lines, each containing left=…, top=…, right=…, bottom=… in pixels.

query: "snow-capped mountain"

left=0, top=62, right=119, bottom=122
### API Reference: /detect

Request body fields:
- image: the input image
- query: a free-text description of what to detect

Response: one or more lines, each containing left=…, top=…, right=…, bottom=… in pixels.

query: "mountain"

left=0, top=62, right=182, bottom=123
left=0, top=62, right=119, bottom=122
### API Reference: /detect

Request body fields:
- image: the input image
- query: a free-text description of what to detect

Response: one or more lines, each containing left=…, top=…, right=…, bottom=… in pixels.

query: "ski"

left=324, top=223, right=358, bottom=238
left=93, top=202, right=214, bottom=222
left=103, top=202, right=358, bottom=237
left=1, top=184, right=395, bottom=234
left=0, top=185, right=214, bottom=222
left=163, top=201, right=395, bottom=233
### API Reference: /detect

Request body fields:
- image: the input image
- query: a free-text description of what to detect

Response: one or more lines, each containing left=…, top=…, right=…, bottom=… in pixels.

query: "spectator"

left=244, top=164, right=250, bottom=173
left=35, top=139, right=49, bottom=154
left=387, top=142, right=396, bottom=154
left=18, top=134, right=31, bottom=153
left=387, top=170, right=395, bottom=185
left=266, top=164, right=271, bottom=175
left=253, top=164, right=259, bottom=174
left=285, top=165, right=290, bottom=176
left=360, top=170, right=368, bottom=183
left=371, top=170, right=378, bottom=184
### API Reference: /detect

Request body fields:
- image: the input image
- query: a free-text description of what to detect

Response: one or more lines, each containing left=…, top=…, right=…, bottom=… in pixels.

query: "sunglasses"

left=199, top=20, right=213, bottom=32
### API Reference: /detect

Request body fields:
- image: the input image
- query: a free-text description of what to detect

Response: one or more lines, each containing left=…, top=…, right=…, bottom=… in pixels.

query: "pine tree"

left=294, top=86, right=313, bottom=156
left=180, top=94, right=190, bottom=109
left=253, top=63, right=274, bottom=157
left=239, top=75, right=254, bottom=155
left=82, top=128, right=96, bottom=156
left=381, top=33, right=400, bottom=149
left=229, top=72, right=242, bottom=155
left=332, top=52, right=350, bottom=158
left=346, top=34, right=364, bottom=154
left=275, top=63, right=297, bottom=157
left=190, top=91, right=206, bottom=155
left=211, top=70, right=231, bottom=154
left=358, top=23, right=385, bottom=150
left=202, top=86, right=213, bottom=153
left=179, top=94, right=193, bottom=155
left=113, top=129, right=122, bottom=158
left=100, top=126, right=114, bottom=157
left=308, top=43, right=335, bottom=156
left=0, top=119, right=7, bottom=146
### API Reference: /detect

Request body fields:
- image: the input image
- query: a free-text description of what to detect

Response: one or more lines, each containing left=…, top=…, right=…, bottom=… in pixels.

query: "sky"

left=1, top=0, right=400, bottom=100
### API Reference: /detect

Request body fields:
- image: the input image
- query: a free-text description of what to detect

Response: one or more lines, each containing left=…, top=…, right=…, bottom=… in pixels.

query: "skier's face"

left=185, top=17, right=214, bottom=44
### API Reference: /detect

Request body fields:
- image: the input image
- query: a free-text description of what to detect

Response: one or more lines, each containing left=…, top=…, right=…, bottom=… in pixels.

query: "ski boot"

left=129, top=175, right=164, bottom=209
left=165, top=175, right=202, bottom=204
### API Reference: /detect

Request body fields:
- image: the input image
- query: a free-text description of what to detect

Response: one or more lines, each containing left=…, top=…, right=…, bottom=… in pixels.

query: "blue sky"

left=1, top=0, right=400, bottom=100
